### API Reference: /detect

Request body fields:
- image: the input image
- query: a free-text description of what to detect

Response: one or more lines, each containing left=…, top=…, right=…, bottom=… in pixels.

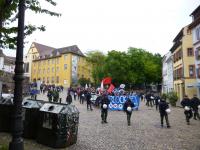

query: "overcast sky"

left=4, top=0, right=200, bottom=57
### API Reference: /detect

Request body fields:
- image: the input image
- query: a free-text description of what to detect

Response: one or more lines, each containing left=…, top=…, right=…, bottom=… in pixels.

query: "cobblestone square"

left=0, top=91, right=200, bottom=150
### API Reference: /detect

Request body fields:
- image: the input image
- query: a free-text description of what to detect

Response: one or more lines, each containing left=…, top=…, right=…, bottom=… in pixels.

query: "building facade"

left=24, top=42, right=54, bottom=78
left=162, top=52, right=173, bottom=93
left=29, top=43, right=92, bottom=87
left=0, top=49, right=15, bottom=73
left=170, top=25, right=197, bottom=101
left=189, top=5, right=200, bottom=98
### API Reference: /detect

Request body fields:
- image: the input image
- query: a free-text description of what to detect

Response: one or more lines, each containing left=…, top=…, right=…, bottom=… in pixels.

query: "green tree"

left=0, top=0, right=61, bottom=49
left=104, top=50, right=129, bottom=86
left=78, top=77, right=90, bottom=87
left=85, top=50, right=106, bottom=86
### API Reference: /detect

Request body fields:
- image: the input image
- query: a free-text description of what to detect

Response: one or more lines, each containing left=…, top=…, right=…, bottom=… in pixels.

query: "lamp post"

left=9, top=0, right=25, bottom=149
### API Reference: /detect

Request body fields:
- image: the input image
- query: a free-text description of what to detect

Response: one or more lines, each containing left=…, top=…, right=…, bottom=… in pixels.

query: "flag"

left=85, top=84, right=88, bottom=89
left=107, top=84, right=115, bottom=93
left=100, top=81, right=104, bottom=92
left=102, top=77, right=112, bottom=85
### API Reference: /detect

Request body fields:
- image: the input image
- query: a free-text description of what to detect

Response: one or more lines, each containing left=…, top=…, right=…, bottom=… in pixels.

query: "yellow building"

left=170, top=25, right=197, bottom=101
left=28, top=42, right=92, bottom=87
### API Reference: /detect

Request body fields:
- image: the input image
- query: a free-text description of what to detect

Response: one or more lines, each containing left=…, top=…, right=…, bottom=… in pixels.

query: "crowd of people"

left=141, top=92, right=200, bottom=128
left=30, top=83, right=200, bottom=128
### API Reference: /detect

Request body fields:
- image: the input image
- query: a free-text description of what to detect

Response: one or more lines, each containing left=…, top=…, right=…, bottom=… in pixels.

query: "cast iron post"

left=9, top=0, right=25, bottom=149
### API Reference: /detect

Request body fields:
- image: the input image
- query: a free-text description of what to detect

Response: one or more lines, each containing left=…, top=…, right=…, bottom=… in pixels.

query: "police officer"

left=181, top=95, right=193, bottom=125
left=159, top=98, right=170, bottom=128
left=86, top=91, right=93, bottom=111
left=155, top=95, right=160, bottom=110
left=100, top=93, right=110, bottom=123
left=123, top=98, right=135, bottom=126
left=66, top=92, right=72, bottom=104
left=191, top=94, right=200, bottom=120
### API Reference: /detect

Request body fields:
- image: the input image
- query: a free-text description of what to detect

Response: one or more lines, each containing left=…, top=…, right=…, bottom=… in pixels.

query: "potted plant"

left=167, top=91, right=178, bottom=107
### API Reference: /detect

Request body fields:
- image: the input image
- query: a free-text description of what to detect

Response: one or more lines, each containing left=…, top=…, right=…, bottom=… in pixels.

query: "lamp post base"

left=9, top=139, right=24, bottom=150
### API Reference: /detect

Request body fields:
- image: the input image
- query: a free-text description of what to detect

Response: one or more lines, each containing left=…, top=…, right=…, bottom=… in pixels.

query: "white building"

left=189, top=5, right=200, bottom=97
left=0, top=49, right=15, bottom=73
left=162, top=52, right=174, bottom=93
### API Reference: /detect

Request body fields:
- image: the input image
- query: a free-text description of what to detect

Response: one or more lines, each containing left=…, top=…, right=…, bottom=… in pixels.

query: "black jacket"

left=191, top=97, right=200, bottom=110
left=159, top=99, right=169, bottom=115
left=100, top=95, right=110, bottom=110
left=123, top=99, right=135, bottom=113
left=86, top=92, right=92, bottom=103
left=66, top=95, right=72, bottom=104
left=181, top=98, right=192, bottom=108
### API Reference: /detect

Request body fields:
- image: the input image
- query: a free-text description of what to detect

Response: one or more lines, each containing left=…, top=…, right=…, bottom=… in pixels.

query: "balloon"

left=103, top=104, right=107, bottom=109
left=165, top=108, right=171, bottom=114
left=184, top=106, right=190, bottom=111
left=127, top=106, right=132, bottom=112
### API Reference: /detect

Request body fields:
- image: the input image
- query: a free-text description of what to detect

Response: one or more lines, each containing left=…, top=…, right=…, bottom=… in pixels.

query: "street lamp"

left=9, top=0, right=25, bottom=150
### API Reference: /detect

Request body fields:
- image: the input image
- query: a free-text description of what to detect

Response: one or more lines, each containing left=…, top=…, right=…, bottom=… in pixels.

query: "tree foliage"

left=0, top=0, right=61, bottom=49
left=85, top=50, right=106, bottom=86
left=86, top=47, right=162, bottom=88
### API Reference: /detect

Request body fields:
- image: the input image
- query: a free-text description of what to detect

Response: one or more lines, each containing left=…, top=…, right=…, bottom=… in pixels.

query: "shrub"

left=0, top=144, right=8, bottom=150
left=167, top=91, right=178, bottom=107
left=161, top=93, right=168, bottom=100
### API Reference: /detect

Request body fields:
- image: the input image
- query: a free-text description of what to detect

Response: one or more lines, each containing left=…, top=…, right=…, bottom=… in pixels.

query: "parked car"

left=90, top=93, right=97, bottom=104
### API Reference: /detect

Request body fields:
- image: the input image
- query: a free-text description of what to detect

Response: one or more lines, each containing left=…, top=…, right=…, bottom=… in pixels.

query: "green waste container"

left=36, top=103, right=79, bottom=148
left=0, top=98, right=13, bottom=132
left=22, top=98, right=45, bottom=139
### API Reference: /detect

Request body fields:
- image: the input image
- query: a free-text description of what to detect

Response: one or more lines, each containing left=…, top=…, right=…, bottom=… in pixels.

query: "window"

left=43, top=61, right=46, bottom=65
left=197, top=64, right=200, bottom=78
left=52, top=67, right=54, bottom=72
left=195, top=47, right=200, bottom=60
left=52, top=59, right=54, bottom=64
left=24, top=63, right=29, bottom=73
left=47, top=77, right=49, bottom=83
left=47, top=68, right=50, bottom=73
left=64, top=64, right=67, bottom=70
left=64, top=54, right=67, bottom=60
left=57, top=58, right=59, bottom=64
left=187, top=48, right=193, bottom=56
left=56, top=76, right=59, bottom=83
left=56, top=67, right=59, bottom=72
left=43, top=69, right=45, bottom=74
left=189, top=65, right=195, bottom=77
left=48, top=60, right=50, bottom=65
left=196, top=27, right=200, bottom=41
left=43, top=77, right=45, bottom=83
left=52, top=77, right=54, bottom=83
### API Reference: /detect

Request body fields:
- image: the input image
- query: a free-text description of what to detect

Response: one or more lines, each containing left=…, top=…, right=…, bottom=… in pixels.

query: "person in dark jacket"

left=100, top=94, right=110, bottom=123
left=159, top=99, right=170, bottom=128
left=181, top=95, right=193, bottom=125
left=66, top=92, right=72, bottom=104
left=86, top=91, right=93, bottom=110
left=123, top=98, right=135, bottom=126
left=191, top=94, right=200, bottom=120
left=155, top=95, right=160, bottom=111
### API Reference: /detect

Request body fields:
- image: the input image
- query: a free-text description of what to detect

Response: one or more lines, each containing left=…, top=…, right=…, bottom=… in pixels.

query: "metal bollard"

left=59, top=98, right=62, bottom=103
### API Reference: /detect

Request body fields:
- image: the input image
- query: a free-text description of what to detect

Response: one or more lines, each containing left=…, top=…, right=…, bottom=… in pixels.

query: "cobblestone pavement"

left=1, top=91, right=200, bottom=150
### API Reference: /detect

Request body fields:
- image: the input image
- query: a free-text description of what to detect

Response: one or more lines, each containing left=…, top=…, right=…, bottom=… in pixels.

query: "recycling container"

left=0, top=98, right=13, bottom=132
left=22, top=98, right=45, bottom=139
left=36, top=103, right=79, bottom=148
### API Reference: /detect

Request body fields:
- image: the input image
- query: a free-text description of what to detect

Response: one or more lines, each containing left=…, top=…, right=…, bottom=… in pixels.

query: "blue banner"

left=108, top=95, right=140, bottom=111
